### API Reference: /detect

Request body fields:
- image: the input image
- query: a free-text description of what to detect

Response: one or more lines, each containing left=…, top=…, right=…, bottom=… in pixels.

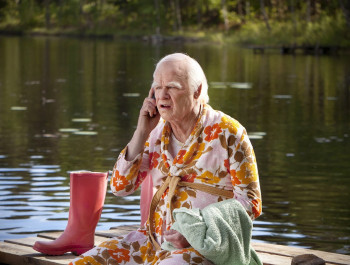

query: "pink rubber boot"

left=33, top=171, right=108, bottom=255
left=140, top=173, right=153, bottom=227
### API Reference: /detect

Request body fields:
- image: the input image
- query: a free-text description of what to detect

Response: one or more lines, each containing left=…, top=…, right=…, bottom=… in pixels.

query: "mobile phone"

left=152, top=92, right=158, bottom=113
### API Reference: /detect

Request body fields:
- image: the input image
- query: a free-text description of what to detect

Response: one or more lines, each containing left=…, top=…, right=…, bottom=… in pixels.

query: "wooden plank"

left=95, top=229, right=134, bottom=238
left=36, top=225, right=140, bottom=240
left=252, top=242, right=350, bottom=265
left=256, top=251, right=339, bottom=265
left=37, top=232, right=62, bottom=240
left=95, top=225, right=141, bottom=238
left=0, top=241, right=74, bottom=265
left=0, top=240, right=342, bottom=265
left=94, top=235, right=112, bottom=246
left=1, top=225, right=349, bottom=265
left=257, top=252, right=292, bottom=265
left=2, top=239, right=294, bottom=265
left=4, top=235, right=109, bottom=250
left=109, top=224, right=140, bottom=231
left=4, top=237, right=51, bottom=248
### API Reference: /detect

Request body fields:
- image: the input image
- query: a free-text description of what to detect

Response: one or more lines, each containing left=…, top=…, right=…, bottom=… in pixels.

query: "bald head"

left=154, top=53, right=209, bottom=104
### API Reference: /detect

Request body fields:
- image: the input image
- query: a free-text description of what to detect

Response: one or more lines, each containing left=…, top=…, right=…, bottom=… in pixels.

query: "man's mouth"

left=160, top=104, right=171, bottom=109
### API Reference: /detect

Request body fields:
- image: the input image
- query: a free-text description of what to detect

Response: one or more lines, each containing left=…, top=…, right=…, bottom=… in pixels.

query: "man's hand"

left=125, top=87, right=160, bottom=161
left=136, top=87, right=160, bottom=136
left=163, top=229, right=190, bottom=249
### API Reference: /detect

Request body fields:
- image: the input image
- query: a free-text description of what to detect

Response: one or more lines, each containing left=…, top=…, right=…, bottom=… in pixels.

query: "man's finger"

left=148, top=87, right=155, bottom=98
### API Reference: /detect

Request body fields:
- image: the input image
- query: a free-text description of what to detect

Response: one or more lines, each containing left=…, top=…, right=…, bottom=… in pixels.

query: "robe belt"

left=147, top=174, right=234, bottom=250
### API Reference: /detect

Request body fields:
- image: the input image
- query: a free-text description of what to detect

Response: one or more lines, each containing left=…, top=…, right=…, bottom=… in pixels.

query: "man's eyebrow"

left=151, top=81, right=159, bottom=88
left=151, top=81, right=182, bottom=88
left=166, top=81, right=182, bottom=88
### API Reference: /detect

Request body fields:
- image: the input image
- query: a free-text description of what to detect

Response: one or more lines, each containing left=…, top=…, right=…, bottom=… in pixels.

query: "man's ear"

left=194, top=84, right=202, bottom=99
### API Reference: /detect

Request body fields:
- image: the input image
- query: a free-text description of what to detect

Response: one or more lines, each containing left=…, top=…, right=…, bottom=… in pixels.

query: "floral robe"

left=70, top=104, right=261, bottom=265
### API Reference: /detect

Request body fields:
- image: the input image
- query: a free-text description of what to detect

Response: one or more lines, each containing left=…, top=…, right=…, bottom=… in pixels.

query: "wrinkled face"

left=152, top=60, right=198, bottom=124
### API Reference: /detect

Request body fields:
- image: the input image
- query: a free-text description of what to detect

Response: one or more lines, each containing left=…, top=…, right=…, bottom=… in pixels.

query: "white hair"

left=154, top=53, right=209, bottom=103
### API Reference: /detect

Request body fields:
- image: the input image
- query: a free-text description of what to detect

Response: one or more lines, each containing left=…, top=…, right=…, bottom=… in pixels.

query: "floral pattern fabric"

left=70, top=104, right=261, bottom=264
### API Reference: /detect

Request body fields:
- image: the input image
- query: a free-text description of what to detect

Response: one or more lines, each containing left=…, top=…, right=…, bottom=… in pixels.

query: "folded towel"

left=162, top=199, right=262, bottom=265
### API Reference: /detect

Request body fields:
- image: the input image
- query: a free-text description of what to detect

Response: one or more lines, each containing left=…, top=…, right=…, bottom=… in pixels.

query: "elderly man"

left=70, top=53, right=262, bottom=265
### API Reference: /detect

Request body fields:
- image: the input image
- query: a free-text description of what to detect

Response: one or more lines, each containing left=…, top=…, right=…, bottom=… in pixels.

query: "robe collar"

left=160, top=104, right=208, bottom=175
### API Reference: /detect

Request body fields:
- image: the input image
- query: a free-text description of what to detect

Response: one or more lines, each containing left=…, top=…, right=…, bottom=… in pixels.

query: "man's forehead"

left=156, top=60, right=187, bottom=75
left=152, top=80, right=182, bottom=88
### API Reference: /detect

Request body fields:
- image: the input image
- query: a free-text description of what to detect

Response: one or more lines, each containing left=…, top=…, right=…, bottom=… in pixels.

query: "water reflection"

left=0, top=36, right=349, bottom=255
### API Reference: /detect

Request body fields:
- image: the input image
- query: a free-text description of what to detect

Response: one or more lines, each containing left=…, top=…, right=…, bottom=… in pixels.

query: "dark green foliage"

left=0, top=0, right=348, bottom=46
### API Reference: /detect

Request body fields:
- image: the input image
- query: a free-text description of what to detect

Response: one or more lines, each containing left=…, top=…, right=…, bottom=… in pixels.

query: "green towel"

left=161, top=199, right=262, bottom=265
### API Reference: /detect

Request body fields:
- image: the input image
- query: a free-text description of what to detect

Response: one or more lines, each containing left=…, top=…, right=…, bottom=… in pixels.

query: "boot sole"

left=33, top=245, right=93, bottom=256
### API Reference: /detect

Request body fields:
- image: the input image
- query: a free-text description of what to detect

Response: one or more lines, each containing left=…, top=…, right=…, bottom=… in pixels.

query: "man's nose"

left=159, top=87, right=169, bottom=99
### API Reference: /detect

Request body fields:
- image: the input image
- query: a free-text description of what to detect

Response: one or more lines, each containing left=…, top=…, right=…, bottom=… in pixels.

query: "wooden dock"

left=1, top=225, right=349, bottom=265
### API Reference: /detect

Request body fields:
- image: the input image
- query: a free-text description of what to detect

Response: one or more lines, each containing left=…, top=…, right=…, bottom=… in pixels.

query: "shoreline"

left=0, top=28, right=204, bottom=44
left=1, top=29, right=349, bottom=55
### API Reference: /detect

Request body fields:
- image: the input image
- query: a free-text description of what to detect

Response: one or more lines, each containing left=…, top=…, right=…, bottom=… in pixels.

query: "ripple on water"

left=30, top=155, right=44, bottom=159
left=0, top=180, right=29, bottom=185
left=0, top=168, right=28, bottom=172
left=30, top=186, right=69, bottom=192
left=29, top=168, right=60, bottom=176
left=30, top=181, right=64, bottom=187
left=0, top=191, right=12, bottom=196
left=0, top=185, right=17, bottom=190
left=105, top=204, right=140, bottom=210
left=0, top=176, right=23, bottom=180
left=32, top=176, right=66, bottom=181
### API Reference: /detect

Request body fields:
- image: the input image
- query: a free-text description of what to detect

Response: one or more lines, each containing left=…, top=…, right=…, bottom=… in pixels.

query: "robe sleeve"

left=229, top=128, right=262, bottom=220
left=110, top=141, right=150, bottom=197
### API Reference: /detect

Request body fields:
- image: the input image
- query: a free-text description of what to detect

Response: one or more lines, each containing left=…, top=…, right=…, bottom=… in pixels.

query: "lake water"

left=0, top=36, right=349, bottom=255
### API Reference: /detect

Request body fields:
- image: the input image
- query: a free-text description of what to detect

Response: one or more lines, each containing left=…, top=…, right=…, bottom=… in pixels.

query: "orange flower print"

left=183, top=143, right=196, bottom=163
left=219, top=116, right=240, bottom=134
left=149, top=152, right=160, bottom=169
left=135, top=171, right=147, bottom=189
left=182, top=173, right=196, bottom=183
left=182, top=142, right=205, bottom=163
left=108, top=247, right=130, bottom=263
left=162, top=187, right=169, bottom=199
left=162, top=153, right=170, bottom=168
left=230, top=169, right=241, bottom=185
left=204, top=123, right=222, bottom=142
left=98, top=239, right=119, bottom=249
left=161, top=126, right=170, bottom=145
left=173, top=190, right=189, bottom=208
left=146, top=241, right=156, bottom=262
left=112, top=170, right=129, bottom=191
left=74, top=256, right=100, bottom=265
left=224, top=159, right=230, bottom=173
left=173, top=247, right=202, bottom=256
left=252, top=198, right=262, bottom=218
left=154, top=212, right=163, bottom=234
left=198, top=171, right=220, bottom=184
left=173, top=150, right=186, bottom=164
left=236, top=162, right=258, bottom=184
left=127, top=161, right=141, bottom=180
left=137, top=228, right=148, bottom=236
left=139, top=241, right=156, bottom=262
left=193, top=143, right=205, bottom=160
left=173, top=248, right=189, bottom=254
left=139, top=245, right=148, bottom=262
